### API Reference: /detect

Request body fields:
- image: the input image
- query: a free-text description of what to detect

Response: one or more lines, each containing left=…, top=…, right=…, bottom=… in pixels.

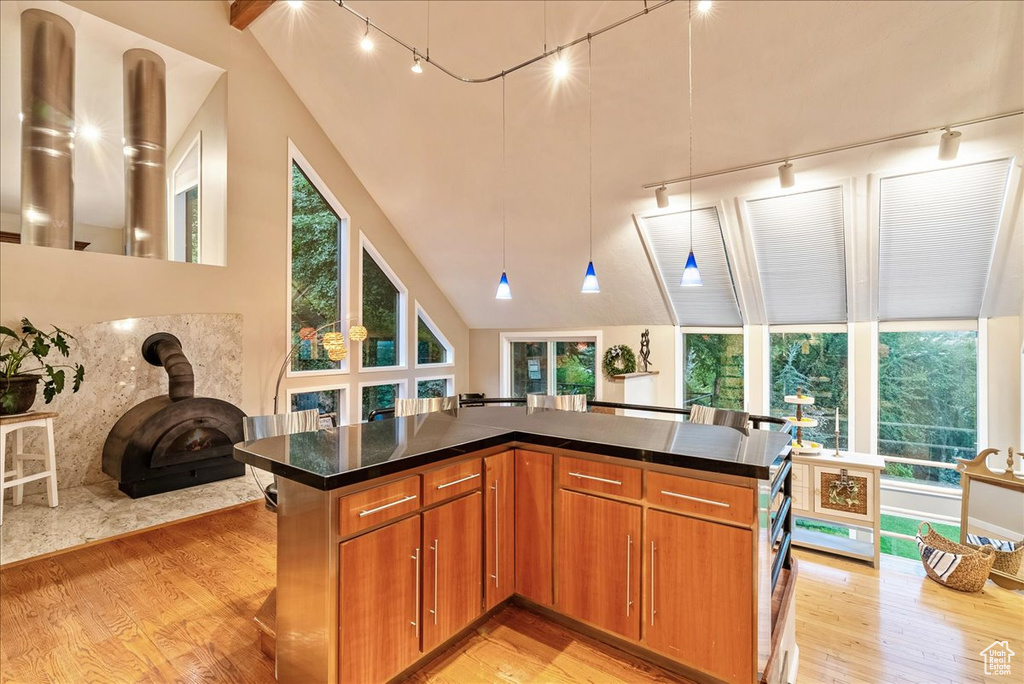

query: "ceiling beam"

left=230, top=0, right=275, bottom=31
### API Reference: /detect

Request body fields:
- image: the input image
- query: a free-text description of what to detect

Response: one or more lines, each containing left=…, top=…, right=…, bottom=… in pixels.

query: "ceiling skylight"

left=746, top=186, right=848, bottom=325
left=634, top=207, right=742, bottom=326
left=877, top=158, right=1011, bottom=321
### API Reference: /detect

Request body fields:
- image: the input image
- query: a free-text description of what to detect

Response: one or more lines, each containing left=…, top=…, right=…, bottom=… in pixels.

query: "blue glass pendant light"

left=679, top=1, right=702, bottom=289
left=580, top=39, right=600, bottom=294
left=581, top=261, right=600, bottom=293
left=495, top=271, right=512, bottom=299
left=680, top=250, right=702, bottom=287
left=495, top=76, right=512, bottom=300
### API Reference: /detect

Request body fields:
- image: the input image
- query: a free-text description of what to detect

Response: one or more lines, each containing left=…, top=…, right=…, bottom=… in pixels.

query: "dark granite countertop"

left=233, top=406, right=792, bottom=490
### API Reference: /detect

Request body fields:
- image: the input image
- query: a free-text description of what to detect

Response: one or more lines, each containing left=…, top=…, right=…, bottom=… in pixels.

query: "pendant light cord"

left=588, top=37, right=594, bottom=262
left=501, top=74, right=507, bottom=271
left=687, top=0, right=693, bottom=250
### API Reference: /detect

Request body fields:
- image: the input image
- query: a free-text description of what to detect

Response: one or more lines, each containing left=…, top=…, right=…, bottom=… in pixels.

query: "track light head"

left=360, top=22, right=374, bottom=51
left=553, top=52, right=570, bottom=80
left=938, top=126, right=961, bottom=161
left=411, top=54, right=423, bottom=74
left=778, top=161, right=795, bottom=189
left=286, top=0, right=303, bottom=9
left=697, top=0, right=713, bottom=12
left=655, top=185, right=669, bottom=208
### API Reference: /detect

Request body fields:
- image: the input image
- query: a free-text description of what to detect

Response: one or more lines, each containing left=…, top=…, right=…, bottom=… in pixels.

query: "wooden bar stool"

left=0, top=411, right=59, bottom=525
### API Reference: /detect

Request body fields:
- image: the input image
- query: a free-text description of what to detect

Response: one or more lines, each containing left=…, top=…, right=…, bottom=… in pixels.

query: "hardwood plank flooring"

left=1, top=503, right=1021, bottom=684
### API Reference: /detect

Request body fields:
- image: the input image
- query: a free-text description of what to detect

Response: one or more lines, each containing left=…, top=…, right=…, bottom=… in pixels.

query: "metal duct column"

left=20, top=9, right=75, bottom=249
left=123, top=48, right=167, bottom=258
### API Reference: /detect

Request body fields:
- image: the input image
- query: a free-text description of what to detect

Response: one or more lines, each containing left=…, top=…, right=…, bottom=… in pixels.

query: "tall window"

left=361, top=242, right=406, bottom=369
left=290, top=388, right=345, bottom=427
left=878, top=330, right=977, bottom=488
left=508, top=336, right=597, bottom=400
left=171, top=136, right=201, bottom=263
left=770, top=331, right=849, bottom=449
left=362, top=383, right=400, bottom=421
left=682, top=332, right=744, bottom=410
left=290, top=159, right=345, bottom=373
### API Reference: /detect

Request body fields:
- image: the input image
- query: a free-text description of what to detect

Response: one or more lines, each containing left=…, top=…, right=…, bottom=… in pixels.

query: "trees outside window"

left=362, top=383, right=399, bottom=421
left=770, top=331, right=849, bottom=449
left=878, top=330, right=976, bottom=488
left=362, top=248, right=402, bottom=369
left=509, top=338, right=597, bottom=401
left=291, top=388, right=344, bottom=427
left=417, top=378, right=450, bottom=399
left=683, top=333, right=744, bottom=410
left=290, top=161, right=344, bottom=373
left=417, top=314, right=450, bottom=365
left=555, top=342, right=596, bottom=400
left=511, top=342, right=548, bottom=396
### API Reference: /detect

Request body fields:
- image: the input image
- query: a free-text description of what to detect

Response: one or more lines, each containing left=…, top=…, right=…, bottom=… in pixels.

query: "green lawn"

left=795, top=514, right=961, bottom=561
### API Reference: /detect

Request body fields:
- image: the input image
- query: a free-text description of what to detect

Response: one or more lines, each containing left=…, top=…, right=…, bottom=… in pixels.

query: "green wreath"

left=602, top=345, right=637, bottom=377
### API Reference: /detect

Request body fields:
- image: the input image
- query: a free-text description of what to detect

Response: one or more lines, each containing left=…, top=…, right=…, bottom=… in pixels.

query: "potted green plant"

left=0, top=318, right=85, bottom=415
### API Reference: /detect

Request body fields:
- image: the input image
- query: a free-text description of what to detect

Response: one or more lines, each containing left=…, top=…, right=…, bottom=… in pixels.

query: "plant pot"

left=0, top=374, right=41, bottom=416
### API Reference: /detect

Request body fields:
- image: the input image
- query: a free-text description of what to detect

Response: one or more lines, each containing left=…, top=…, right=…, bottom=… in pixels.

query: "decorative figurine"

left=639, top=329, right=651, bottom=372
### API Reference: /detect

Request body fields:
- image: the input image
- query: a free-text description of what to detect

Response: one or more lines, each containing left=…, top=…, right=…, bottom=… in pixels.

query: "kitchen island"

left=234, top=406, right=798, bottom=684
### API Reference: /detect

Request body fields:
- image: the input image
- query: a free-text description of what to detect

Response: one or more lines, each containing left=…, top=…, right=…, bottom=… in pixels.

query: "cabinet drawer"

left=423, top=459, right=482, bottom=506
left=339, top=476, right=421, bottom=537
left=792, top=463, right=809, bottom=488
left=558, top=456, right=641, bottom=499
left=646, top=471, right=753, bottom=525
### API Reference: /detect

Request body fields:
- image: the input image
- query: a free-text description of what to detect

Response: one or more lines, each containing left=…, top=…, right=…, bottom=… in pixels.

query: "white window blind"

left=877, top=159, right=1011, bottom=321
left=746, top=186, right=847, bottom=325
left=635, top=207, right=742, bottom=326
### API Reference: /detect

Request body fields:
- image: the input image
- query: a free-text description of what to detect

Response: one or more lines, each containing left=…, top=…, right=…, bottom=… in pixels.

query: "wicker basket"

left=965, top=539, right=1024, bottom=576
left=917, top=522, right=995, bottom=593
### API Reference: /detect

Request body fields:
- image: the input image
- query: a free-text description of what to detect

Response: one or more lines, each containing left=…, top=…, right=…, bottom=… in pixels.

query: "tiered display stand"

left=784, top=387, right=822, bottom=455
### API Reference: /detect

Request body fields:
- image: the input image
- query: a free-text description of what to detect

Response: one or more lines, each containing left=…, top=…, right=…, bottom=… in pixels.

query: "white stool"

left=0, top=411, right=59, bottom=525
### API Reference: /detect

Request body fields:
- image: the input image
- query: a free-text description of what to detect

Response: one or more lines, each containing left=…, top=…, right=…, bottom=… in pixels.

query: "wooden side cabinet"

left=485, top=450, right=515, bottom=609
left=645, top=509, right=753, bottom=684
left=422, top=492, right=483, bottom=651
left=338, top=515, right=421, bottom=684
left=556, top=489, right=641, bottom=640
left=515, top=449, right=553, bottom=605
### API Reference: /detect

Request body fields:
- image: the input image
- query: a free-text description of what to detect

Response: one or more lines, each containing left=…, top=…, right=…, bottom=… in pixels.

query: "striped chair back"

left=688, top=404, right=717, bottom=425
left=243, top=409, right=320, bottom=444
left=713, top=408, right=751, bottom=429
left=394, top=396, right=459, bottom=417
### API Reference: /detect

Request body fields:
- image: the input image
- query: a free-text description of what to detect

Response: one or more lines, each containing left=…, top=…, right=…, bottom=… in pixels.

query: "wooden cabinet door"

left=485, top=450, right=515, bottom=609
left=645, top=509, right=753, bottom=684
left=339, top=515, right=421, bottom=684
left=515, top=449, right=553, bottom=605
left=422, top=492, right=482, bottom=651
left=556, top=490, right=641, bottom=640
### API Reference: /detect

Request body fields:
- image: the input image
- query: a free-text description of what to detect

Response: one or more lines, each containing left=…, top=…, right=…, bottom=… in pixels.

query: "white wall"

left=0, top=0, right=469, bottom=421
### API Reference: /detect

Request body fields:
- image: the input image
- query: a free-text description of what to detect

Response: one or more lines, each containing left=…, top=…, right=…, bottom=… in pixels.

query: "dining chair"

left=526, top=394, right=588, bottom=412
left=242, top=408, right=320, bottom=511
left=394, top=396, right=459, bottom=417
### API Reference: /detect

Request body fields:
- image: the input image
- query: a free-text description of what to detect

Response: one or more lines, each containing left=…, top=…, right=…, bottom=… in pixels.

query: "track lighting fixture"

left=360, top=20, right=374, bottom=51
left=286, top=0, right=303, bottom=9
left=938, top=126, right=961, bottom=161
left=655, top=185, right=669, bottom=208
left=697, top=0, right=713, bottom=12
left=411, top=52, right=423, bottom=73
left=581, top=39, right=600, bottom=294
left=680, top=0, right=702, bottom=288
left=681, top=250, right=702, bottom=287
left=778, top=161, right=795, bottom=188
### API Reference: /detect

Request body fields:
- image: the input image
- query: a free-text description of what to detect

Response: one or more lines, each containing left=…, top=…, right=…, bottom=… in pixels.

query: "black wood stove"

left=103, top=332, right=245, bottom=498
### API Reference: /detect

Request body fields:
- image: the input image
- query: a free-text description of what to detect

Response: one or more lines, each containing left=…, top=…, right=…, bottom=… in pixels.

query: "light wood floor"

left=1, top=502, right=1021, bottom=684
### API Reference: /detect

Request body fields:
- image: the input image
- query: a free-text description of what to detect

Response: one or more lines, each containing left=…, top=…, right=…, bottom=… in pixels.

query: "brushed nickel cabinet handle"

left=490, top=481, right=499, bottom=587
left=436, top=473, right=480, bottom=489
left=569, top=472, right=622, bottom=486
left=660, top=490, right=730, bottom=508
left=411, top=547, right=420, bottom=637
left=626, top=534, right=633, bottom=616
left=358, top=494, right=417, bottom=517
left=650, top=541, right=656, bottom=627
left=431, top=538, right=439, bottom=625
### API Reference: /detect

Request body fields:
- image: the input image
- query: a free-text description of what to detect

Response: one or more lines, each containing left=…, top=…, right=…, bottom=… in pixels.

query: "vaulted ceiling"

left=251, top=0, right=1024, bottom=329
